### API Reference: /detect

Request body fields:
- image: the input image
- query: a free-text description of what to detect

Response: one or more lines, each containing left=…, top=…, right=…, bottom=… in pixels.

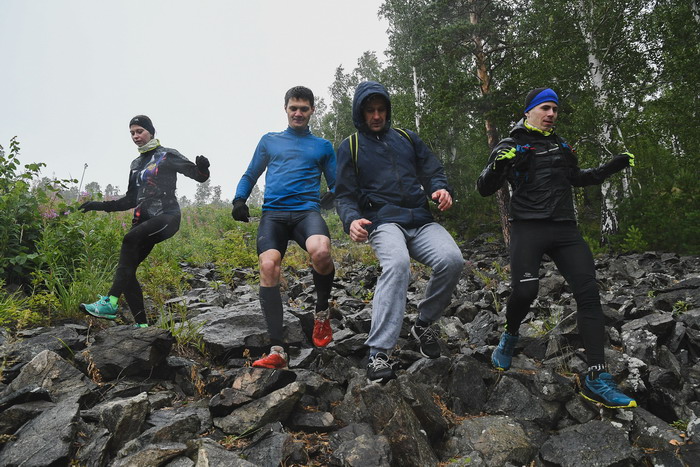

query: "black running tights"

left=108, top=214, right=179, bottom=324
left=505, top=220, right=605, bottom=366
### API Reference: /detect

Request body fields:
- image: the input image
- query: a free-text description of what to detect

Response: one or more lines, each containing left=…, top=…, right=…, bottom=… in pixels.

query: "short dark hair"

left=284, top=86, right=314, bottom=108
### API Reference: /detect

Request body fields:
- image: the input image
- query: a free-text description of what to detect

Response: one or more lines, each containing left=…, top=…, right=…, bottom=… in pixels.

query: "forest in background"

left=1, top=0, right=698, bottom=330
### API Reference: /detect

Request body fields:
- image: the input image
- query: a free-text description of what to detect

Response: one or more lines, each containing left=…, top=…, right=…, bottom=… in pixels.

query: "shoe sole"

left=580, top=390, right=637, bottom=409
left=79, top=304, right=117, bottom=320
left=366, top=375, right=396, bottom=385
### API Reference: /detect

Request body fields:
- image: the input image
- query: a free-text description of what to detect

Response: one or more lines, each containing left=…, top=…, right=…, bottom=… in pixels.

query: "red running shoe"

left=312, top=309, right=333, bottom=347
left=252, top=346, right=288, bottom=369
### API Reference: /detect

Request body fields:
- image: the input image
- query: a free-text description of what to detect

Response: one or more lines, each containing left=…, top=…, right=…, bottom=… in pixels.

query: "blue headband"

left=524, top=88, right=559, bottom=113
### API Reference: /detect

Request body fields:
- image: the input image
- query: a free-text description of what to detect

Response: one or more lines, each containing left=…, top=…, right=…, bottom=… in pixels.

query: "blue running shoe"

left=79, top=295, right=118, bottom=320
left=492, top=331, right=519, bottom=370
left=581, top=372, right=637, bottom=408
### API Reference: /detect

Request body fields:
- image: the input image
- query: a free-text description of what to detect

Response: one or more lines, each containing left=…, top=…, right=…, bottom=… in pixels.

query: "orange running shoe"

left=312, top=309, right=333, bottom=348
left=252, top=346, right=288, bottom=369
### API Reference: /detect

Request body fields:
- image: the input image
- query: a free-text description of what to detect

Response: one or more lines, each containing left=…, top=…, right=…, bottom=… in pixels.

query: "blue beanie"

left=524, top=88, right=559, bottom=113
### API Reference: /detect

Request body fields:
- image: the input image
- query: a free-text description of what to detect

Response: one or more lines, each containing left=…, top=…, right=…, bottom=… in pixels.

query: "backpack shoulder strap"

left=394, top=128, right=413, bottom=144
left=348, top=132, right=359, bottom=175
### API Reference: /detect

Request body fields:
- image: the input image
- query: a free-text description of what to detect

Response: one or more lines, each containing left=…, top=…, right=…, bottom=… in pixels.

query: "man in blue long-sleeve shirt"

left=232, top=86, right=337, bottom=369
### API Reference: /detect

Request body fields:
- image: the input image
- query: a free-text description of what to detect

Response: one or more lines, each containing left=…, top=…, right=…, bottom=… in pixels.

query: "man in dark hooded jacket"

left=336, top=81, right=464, bottom=383
left=477, top=87, right=636, bottom=409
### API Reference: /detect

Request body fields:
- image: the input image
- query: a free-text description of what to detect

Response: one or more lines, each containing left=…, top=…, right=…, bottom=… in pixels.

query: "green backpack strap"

left=348, top=128, right=412, bottom=176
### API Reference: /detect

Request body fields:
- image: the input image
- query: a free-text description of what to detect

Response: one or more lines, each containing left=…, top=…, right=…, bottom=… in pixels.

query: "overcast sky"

left=0, top=0, right=389, bottom=200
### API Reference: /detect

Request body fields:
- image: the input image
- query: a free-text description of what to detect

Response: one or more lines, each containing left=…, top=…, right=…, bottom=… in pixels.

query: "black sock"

left=312, top=267, right=334, bottom=312
left=587, top=363, right=606, bottom=379
left=260, top=285, right=284, bottom=343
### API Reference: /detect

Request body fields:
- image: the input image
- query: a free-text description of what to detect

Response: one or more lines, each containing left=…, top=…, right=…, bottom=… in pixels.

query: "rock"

left=289, top=410, right=335, bottom=431
left=331, top=433, right=392, bottom=466
left=77, top=326, right=173, bottom=381
left=240, top=422, right=308, bottom=466
left=96, top=392, right=150, bottom=451
left=539, top=420, right=643, bottom=466
left=484, top=375, right=560, bottom=427
left=0, top=399, right=54, bottom=436
left=4, top=349, right=97, bottom=403
left=0, top=397, right=80, bottom=467
left=631, top=407, right=685, bottom=450
left=1, top=325, right=84, bottom=366
left=335, top=379, right=439, bottom=466
left=118, top=408, right=202, bottom=457
left=442, top=415, right=536, bottom=466
left=112, top=442, right=188, bottom=467
left=446, top=355, right=489, bottom=415
left=190, top=304, right=306, bottom=359
left=214, top=381, right=305, bottom=434
left=187, top=437, right=257, bottom=466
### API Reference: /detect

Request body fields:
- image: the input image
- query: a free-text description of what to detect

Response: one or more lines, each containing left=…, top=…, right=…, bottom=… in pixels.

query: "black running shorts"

left=256, top=210, right=330, bottom=257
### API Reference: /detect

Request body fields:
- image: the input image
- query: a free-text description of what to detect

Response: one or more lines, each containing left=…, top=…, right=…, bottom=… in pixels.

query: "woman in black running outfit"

left=79, top=115, right=210, bottom=326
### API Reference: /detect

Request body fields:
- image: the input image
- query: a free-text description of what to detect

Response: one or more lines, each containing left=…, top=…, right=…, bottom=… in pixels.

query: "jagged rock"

left=289, top=410, right=335, bottom=431
left=190, top=304, right=305, bottom=359
left=395, top=375, right=448, bottom=442
left=229, top=367, right=297, bottom=398
left=0, top=397, right=80, bottom=467
left=0, top=399, right=54, bottom=435
left=485, top=374, right=561, bottom=427
left=331, top=433, right=392, bottom=467
left=213, top=381, right=305, bottom=434
left=77, top=326, right=173, bottom=381
left=118, top=408, right=202, bottom=457
left=95, top=391, right=150, bottom=451
left=442, top=415, right=536, bottom=466
left=240, top=422, right=308, bottom=465
left=631, top=407, right=685, bottom=450
left=187, top=437, right=257, bottom=466
left=75, top=426, right=112, bottom=467
left=539, top=420, right=643, bottom=466
left=209, top=387, right=253, bottom=417
left=335, top=379, right=439, bottom=466
left=446, top=355, right=489, bottom=415
left=0, top=385, right=51, bottom=411
left=112, top=442, right=187, bottom=467
left=564, top=396, right=598, bottom=424
left=534, top=368, right=576, bottom=402
left=4, top=349, right=97, bottom=403
left=0, top=325, right=84, bottom=366
left=163, top=456, right=194, bottom=467
left=622, top=328, right=658, bottom=362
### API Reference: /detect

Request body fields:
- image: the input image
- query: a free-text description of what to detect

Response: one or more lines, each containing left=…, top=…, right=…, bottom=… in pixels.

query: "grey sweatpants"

left=366, top=222, right=464, bottom=353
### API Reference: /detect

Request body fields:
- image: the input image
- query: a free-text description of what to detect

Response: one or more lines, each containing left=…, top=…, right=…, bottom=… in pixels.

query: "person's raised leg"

left=407, top=222, right=464, bottom=358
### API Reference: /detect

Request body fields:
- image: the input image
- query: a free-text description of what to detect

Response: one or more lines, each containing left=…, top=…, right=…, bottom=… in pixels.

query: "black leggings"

left=109, top=214, right=180, bottom=324
left=506, top=220, right=605, bottom=366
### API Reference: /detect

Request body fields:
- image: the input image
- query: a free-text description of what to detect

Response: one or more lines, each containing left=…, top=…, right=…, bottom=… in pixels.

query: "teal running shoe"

left=79, top=295, right=118, bottom=320
left=492, top=331, right=519, bottom=370
left=133, top=323, right=149, bottom=328
left=581, top=372, right=637, bottom=408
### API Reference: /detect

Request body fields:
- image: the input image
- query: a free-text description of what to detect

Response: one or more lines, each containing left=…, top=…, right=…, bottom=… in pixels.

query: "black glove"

left=79, top=201, right=102, bottom=213
left=231, top=199, right=250, bottom=222
left=320, top=191, right=335, bottom=210
left=607, top=152, right=635, bottom=173
left=195, top=155, right=210, bottom=171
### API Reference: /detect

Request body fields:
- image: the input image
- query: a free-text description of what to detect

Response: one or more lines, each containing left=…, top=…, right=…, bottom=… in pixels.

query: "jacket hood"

left=352, top=81, right=392, bottom=133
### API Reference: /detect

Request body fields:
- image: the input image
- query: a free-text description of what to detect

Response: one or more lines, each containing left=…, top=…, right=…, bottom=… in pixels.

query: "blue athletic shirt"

left=235, top=126, right=336, bottom=211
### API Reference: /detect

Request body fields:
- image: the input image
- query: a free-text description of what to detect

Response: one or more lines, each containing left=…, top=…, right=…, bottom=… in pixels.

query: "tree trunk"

left=470, top=2, right=510, bottom=245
